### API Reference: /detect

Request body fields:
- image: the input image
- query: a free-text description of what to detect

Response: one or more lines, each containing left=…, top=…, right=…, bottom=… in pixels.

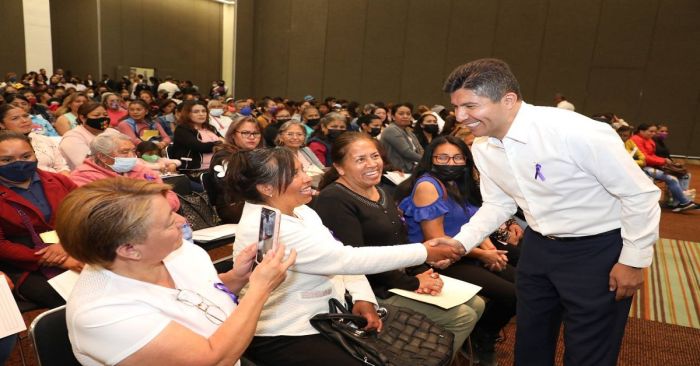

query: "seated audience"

left=57, top=177, right=294, bottom=365
left=101, top=92, right=128, bottom=127
left=396, top=136, right=519, bottom=365
left=5, top=93, right=58, bottom=136
left=169, top=100, right=223, bottom=188
left=70, top=133, right=180, bottom=211
left=356, top=114, right=383, bottom=138
left=59, top=102, right=120, bottom=170
left=54, top=92, right=88, bottom=135
left=275, top=120, right=324, bottom=177
left=155, top=99, right=178, bottom=139
left=314, top=132, right=484, bottom=357
left=0, top=104, right=69, bottom=174
left=227, top=147, right=464, bottom=366
left=616, top=125, right=645, bottom=167
left=308, top=112, right=347, bottom=166
left=207, top=115, right=263, bottom=223
left=117, top=99, right=171, bottom=149
left=0, top=131, right=82, bottom=308
left=653, top=124, right=693, bottom=194
left=380, top=103, right=423, bottom=172
left=631, top=124, right=697, bottom=211
left=262, top=106, right=292, bottom=147
left=300, top=105, right=321, bottom=138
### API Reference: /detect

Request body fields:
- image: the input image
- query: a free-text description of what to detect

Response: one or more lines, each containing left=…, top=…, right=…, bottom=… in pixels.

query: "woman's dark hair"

left=318, top=132, right=381, bottom=190
left=391, top=102, right=413, bottom=116
left=414, top=112, right=439, bottom=138
left=136, top=141, right=160, bottom=155
left=176, top=100, right=216, bottom=133
left=0, top=103, right=23, bottom=122
left=77, top=101, right=103, bottom=118
left=395, top=135, right=482, bottom=207
left=309, top=111, right=346, bottom=140
left=125, top=98, right=152, bottom=120
left=0, top=130, right=31, bottom=144
left=635, top=123, right=653, bottom=134
left=158, top=99, right=177, bottom=115
left=224, top=147, right=296, bottom=204
left=4, top=93, right=30, bottom=105
left=357, top=114, right=380, bottom=129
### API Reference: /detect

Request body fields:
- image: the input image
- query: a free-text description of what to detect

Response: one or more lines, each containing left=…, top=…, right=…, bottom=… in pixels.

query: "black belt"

left=532, top=228, right=621, bottom=242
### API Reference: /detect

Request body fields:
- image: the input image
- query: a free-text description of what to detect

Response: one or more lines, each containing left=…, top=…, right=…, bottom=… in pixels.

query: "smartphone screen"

left=255, top=206, right=280, bottom=268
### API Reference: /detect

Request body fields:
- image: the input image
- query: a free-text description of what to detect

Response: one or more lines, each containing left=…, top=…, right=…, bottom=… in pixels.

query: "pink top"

left=117, top=119, right=172, bottom=146
left=107, top=108, right=128, bottom=127
left=197, top=128, right=220, bottom=169
left=70, top=158, right=180, bottom=211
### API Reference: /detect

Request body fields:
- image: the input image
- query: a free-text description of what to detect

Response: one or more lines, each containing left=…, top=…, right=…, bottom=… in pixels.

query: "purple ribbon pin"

left=535, top=163, right=546, bottom=181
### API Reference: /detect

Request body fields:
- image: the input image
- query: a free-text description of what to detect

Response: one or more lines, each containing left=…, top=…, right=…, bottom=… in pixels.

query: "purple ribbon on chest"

left=534, top=163, right=546, bottom=181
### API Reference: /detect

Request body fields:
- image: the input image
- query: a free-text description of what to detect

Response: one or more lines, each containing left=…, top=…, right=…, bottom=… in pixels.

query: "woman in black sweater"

left=313, top=132, right=484, bottom=358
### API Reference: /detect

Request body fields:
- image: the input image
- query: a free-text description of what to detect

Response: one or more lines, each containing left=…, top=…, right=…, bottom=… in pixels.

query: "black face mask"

left=327, top=129, right=345, bottom=141
left=432, top=164, right=466, bottom=181
left=369, top=127, right=382, bottom=137
left=423, top=124, right=439, bottom=135
left=306, top=118, right=320, bottom=128
left=85, top=117, right=110, bottom=130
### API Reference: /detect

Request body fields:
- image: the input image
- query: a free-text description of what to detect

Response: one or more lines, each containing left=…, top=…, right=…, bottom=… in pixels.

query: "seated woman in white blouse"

left=57, top=177, right=294, bottom=366
left=227, top=147, right=463, bottom=366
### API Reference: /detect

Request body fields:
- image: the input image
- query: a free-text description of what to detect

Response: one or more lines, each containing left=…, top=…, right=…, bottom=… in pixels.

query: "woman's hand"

left=35, top=244, right=68, bottom=267
left=249, top=244, right=296, bottom=293
left=60, top=257, right=85, bottom=272
left=352, top=300, right=383, bottom=332
left=415, top=268, right=443, bottom=296
left=232, top=243, right=257, bottom=281
left=506, top=223, right=524, bottom=245
left=479, top=248, right=508, bottom=271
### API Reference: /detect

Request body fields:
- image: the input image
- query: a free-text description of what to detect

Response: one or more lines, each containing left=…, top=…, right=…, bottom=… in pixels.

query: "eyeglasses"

left=236, top=130, right=261, bottom=138
left=432, top=154, right=466, bottom=164
left=176, top=289, right=227, bottom=325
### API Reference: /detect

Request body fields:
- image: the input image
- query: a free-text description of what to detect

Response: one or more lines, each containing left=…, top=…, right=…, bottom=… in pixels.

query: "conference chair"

left=28, top=305, right=80, bottom=366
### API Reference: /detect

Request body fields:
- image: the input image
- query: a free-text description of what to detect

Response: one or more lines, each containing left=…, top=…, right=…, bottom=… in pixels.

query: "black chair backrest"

left=29, top=305, right=81, bottom=366
left=200, top=170, right=218, bottom=205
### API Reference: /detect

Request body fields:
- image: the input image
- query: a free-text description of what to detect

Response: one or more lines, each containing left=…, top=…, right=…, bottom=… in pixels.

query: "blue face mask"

left=0, top=160, right=38, bottom=182
left=240, top=106, right=252, bottom=116
left=109, top=157, right=138, bottom=173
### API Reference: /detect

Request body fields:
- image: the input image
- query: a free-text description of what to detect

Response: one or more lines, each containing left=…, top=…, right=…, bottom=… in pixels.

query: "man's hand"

left=352, top=300, right=382, bottom=332
left=609, top=263, right=644, bottom=301
left=423, top=236, right=465, bottom=263
left=506, top=224, right=524, bottom=245
left=35, top=244, right=68, bottom=267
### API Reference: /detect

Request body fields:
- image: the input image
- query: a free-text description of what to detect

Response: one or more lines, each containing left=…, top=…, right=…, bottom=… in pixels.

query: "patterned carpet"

left=630, top=238, right=700, bottom=328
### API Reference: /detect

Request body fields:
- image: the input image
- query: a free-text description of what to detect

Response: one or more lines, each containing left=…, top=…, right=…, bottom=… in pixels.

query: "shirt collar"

left=486, top=101, right=531, bottom=147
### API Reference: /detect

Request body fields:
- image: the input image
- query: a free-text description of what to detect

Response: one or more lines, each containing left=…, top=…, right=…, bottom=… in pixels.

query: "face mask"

left=423, top=124, right=439, bottom=134
left=210, top=108, right=224, bottom=117
left=109, top=101, right=120, bottom=110
left=306, top=118, right=320, bottom=128
left=656, top=132, right=668, bottom=140
left=240, top=106, right=252, bottom=116
left=141, top=154, right=159, bottom=163
left=276, top=118, right=291, bottom=125
left=108, top=156, right=138, bottom=173
left=369, top=127, right=382, bottom=137
left=327, top=129, right=345, bottom=141
left=85, top=117, right=110, bottom=130
left=432, top=164, right=466, bottom=181
left=0, top=160, right=38, bottom=182
left=267, top=106, right=277, bottom=115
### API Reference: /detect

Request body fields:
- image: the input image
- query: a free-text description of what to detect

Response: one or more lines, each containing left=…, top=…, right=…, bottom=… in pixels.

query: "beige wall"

left=234, top=0, right=700, bottom=156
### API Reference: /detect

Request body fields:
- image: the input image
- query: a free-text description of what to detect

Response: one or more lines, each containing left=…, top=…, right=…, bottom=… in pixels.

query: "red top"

left=630, top=134, right=665, bottom=167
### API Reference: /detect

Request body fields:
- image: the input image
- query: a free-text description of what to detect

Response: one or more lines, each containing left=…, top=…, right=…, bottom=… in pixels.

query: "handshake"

left=421, top=237, right=466, bottom=268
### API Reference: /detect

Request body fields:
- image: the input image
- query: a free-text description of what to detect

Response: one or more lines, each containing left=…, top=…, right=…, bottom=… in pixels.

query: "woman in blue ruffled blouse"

left=396, top=136, right=518, bottom=365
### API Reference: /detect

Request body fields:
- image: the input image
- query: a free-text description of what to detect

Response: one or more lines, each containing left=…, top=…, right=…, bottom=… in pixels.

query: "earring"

left=133, top=252, right=142, bottom=260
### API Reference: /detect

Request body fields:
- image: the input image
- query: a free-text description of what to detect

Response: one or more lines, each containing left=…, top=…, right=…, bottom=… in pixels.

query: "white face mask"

left=109, top=156, right=138, bottom=173
left=210, top=108, right=224, bottom=117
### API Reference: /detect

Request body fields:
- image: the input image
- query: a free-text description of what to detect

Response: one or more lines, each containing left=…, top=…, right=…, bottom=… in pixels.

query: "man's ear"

left=501, top=92, right=518, bottom=109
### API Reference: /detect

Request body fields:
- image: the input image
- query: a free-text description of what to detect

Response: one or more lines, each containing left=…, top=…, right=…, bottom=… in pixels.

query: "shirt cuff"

left=618, top=244, right=654, bottom=268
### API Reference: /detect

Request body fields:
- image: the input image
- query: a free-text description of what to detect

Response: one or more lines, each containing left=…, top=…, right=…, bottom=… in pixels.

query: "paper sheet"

left=383, top=171, right=411, bottom=185
left=47, top=270, right=80, bottom=301
left=39, top=230, right=60, bottom=244
left=0, top=275, right=27, bottom=337
left=192, top=224, right=238, bottom=243
left=389, top=275, right=482, bottom=309
left=140, top=129, right=160, bottom=142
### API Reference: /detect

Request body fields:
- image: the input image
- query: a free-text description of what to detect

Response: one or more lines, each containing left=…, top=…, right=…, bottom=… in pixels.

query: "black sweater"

left=313, top=182, right=425, bottom=299
left=170, top=125, right=221, bottom=171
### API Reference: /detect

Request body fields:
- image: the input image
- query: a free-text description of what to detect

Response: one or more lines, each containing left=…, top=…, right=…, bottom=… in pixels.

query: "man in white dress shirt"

left=439, top=59, right=660, bottom=366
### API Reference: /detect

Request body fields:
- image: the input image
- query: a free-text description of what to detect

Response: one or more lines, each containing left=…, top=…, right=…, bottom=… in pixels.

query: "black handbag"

left=176, top=192, right=219, bottom=231
left=310, top=298, right=454, bottom=366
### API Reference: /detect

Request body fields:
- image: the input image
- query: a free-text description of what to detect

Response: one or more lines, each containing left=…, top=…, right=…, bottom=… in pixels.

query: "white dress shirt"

left=454, top=102, right=660, bottom=268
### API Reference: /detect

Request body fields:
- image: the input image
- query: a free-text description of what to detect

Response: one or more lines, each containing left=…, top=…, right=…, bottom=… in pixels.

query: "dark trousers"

left=515, top=228, right=632, bottom=366
left=17, top=272, right=65, bottom=309
left=246, top=334, right=364, bottom=366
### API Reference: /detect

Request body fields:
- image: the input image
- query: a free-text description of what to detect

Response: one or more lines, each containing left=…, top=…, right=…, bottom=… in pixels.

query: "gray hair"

left=100, top=92, right=117, bottom=104
left=320, top=111, right=347, bottom=127
left=275, top=120, right=307, bottom=146
left=90, top=132, right=131, bottom=156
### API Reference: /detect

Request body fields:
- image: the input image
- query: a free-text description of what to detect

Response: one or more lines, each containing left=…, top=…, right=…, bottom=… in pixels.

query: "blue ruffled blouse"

left=399, top=174, right=479, bottom=243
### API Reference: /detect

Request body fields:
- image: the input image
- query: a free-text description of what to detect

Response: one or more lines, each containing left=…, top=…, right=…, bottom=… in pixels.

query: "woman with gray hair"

left=69, top=132, right=180, bottom=210
left=276, top=120, right=325, bottom=187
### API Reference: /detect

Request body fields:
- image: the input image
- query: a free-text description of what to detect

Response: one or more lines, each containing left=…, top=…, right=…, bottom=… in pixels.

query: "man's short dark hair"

left=442, top=58, right=522, bottom=102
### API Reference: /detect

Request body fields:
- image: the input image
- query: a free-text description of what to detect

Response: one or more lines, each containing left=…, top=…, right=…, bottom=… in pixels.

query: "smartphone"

left=254, top=206, right=281, bottom=269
